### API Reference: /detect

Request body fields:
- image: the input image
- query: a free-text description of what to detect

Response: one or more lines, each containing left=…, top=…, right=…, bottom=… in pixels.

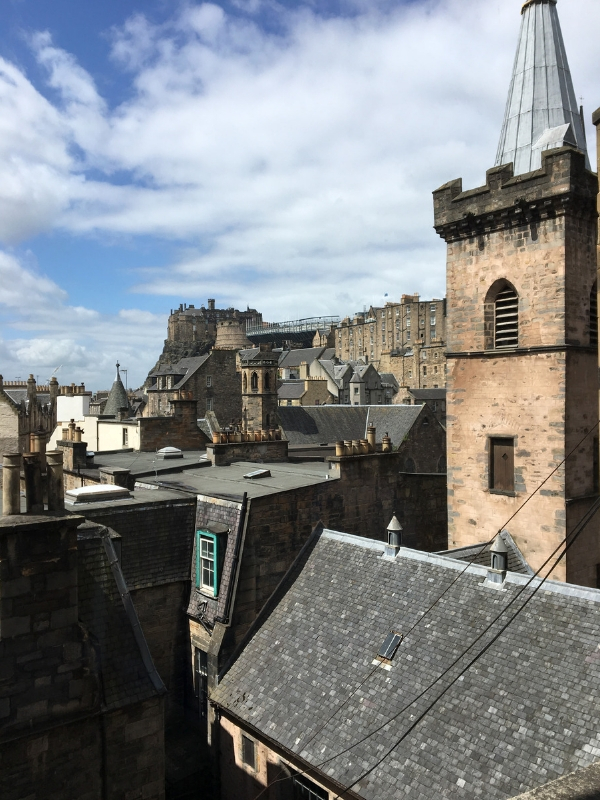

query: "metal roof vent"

left=157, top=447, right=183, bottom=460
left=384, top=514, right=403, bottom=558
left=485, top=533, right=508, bottom=588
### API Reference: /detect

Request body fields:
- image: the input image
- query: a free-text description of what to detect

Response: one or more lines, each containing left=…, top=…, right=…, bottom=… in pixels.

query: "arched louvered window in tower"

left=264, top=372, right=270, bottom=390
left=251, top=372, right=258, bottom=392
left=591, top=281, right=598, bottom=347
left=494, top=286, right=519, bottom=348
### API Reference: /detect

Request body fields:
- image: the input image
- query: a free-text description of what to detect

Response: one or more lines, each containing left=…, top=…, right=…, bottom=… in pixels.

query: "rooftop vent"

left=157, top=446, right=183, bottom=460
left=384, top=514, right=403, bottom=557
left=65, top=485, right=131, bottom=504
left=243, top=469, right=271, bottom=480
left=484, top=533, right=509, bottom=588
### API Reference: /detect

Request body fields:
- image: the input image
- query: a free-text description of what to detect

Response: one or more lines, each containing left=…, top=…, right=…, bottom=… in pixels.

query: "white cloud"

left=1, top=0, right=600, bottom=367
left=0, top=250, right=165, bottom=389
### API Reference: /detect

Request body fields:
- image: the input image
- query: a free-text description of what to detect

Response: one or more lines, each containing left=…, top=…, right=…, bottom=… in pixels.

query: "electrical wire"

left=250, top=420, right=600, bottom=800
left=329, top=497, right=600, bottom=799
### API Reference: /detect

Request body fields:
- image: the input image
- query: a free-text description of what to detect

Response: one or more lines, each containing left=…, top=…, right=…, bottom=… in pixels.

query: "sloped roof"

left=77, top=523, right=164, bottom=709
left=278, top=404, right=422, bottom=446
left=278, top=381, right=306, bottom=400
left=279, top=347, right=326, bottom=368
left=496, top=0, right=590, bottom=174
left=438, top=529, right=533, bottom=576
left=3, top=390, right=51, bottom=408
left=214, top=529, right=600, bottom=800
left=409, top=388, right=446, bottom=400
left=103, top=365, right=130, bottom=417
left=379, top=373, right=399, bottom=389
left=147, top=354, right=210, bottom=388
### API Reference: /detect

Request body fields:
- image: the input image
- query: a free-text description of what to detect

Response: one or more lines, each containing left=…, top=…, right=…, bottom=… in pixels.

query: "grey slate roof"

left=496, top=0, right=590, bottom=175
left=278, top=347, right=327, bottom=368
left=214, top=530, right=600, bottom=800
left=278, top=381, right=306, bottom=400
left=278, top=404, right=423, bottom=446
left=3, top=390, right=51, bottom=408
left=77, top=523, right=164, bottom=709
left=439, top=529, right=533, bottom=576
left=147, top=354, right=210, bottom=389
left=409, top=388, right=446, bottom=401
left=103, top=365, right=130, bottom=417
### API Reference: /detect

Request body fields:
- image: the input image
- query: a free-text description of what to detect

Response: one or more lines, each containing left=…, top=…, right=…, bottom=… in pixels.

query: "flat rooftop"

left=75, top=449, right=209, bottom=480
left=135, top=459, right=338, bottom=500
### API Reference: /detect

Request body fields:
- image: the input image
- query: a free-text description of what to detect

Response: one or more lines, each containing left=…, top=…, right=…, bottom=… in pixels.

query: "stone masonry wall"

left=0, top=515, right=99, bottom=733
left=0, top=396, right=18, bottom=455
left=435, top=147, right=599, bottom=584
left=140, top=399, right=209, bottom=451
left=207, top=439, right=288, bottom=466
left=130, top=582, right=190, bottom=719
left=82, top=497, right=196, bottom=719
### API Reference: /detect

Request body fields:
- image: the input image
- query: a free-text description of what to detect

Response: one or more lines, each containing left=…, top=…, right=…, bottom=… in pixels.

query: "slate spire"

left=103, top=361, right=130, bottom=418
left=495, top=0, right=590, bottom=175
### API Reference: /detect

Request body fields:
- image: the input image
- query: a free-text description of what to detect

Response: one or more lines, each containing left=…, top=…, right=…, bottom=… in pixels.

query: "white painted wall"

left=56, top=394, right=90, bottom=423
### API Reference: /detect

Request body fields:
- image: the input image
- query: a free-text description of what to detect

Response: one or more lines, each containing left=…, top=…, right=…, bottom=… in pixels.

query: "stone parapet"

left=433, top=147, right=597, bottom=243
left=206, top=439, right=288, bottom=466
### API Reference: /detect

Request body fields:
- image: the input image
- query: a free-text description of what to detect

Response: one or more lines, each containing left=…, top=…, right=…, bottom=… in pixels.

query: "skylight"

left=377, top=631, right=403, bottom=661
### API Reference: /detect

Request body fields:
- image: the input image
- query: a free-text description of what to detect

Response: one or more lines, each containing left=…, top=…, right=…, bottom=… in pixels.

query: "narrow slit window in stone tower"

left=495, top=287, right=518, bottom=348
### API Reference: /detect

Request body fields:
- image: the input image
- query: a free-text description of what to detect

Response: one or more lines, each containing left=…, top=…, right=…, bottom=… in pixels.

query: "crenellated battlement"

left=433, top=147, right=596, bottom=243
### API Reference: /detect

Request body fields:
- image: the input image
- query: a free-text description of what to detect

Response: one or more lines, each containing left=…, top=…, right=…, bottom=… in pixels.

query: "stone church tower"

left=434, top=0, right=599, bottom=585
left=240, top=344, right=279, bottom=432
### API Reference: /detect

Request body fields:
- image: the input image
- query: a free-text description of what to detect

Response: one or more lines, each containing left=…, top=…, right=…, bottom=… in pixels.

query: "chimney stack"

left=2, top=454, right=21, bottom=516
left=23, top=453, right=43, bottom=514
left=46, top=451, right=65, bottom=513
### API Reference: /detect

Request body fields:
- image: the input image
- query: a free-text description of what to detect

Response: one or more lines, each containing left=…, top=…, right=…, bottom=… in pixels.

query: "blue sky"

left=0, top=0, right=599, bottom=390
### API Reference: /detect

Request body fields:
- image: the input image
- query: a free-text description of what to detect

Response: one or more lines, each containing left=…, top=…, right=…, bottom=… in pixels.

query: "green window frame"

left=196, top=531, right=218, bottom=596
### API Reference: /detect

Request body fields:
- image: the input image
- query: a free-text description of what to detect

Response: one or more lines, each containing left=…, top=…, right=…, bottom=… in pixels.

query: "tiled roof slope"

left=278, top=381, right=306, bottom=400
left=278, top=404, right=422, bottom=446
left=409, top=388, right=446, bottom=400
left=3, top=390, right=52, bottom=407
left=77, top=524, right=163, bottom=709
left=439, top=529, right=533, bottom=576
left=214, top=531, right=600, bottom=800
left=278, top=347, right=327, bottom=368
left=82, top=496, right=196, bottom=589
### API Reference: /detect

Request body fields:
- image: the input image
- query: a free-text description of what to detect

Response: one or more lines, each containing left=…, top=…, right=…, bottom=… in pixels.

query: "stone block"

left=2, top=616, right=31, bottom=638
left=50, top=607, right=78, bottom=630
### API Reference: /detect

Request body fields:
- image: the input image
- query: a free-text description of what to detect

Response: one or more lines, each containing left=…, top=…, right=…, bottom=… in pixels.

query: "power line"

left=250, top=420, right=600, bottom=800
left=329, top=497, right=600, bottom=799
